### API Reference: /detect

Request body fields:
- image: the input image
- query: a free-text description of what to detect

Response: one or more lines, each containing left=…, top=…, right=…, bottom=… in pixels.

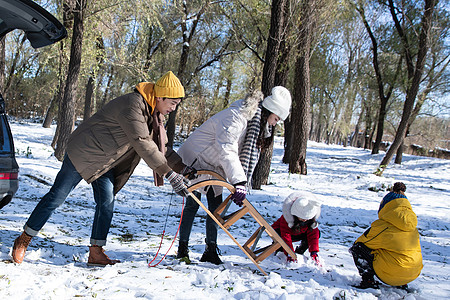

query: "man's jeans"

left=179, top=187, right=222, bottom=245
left=24, top=155, right=115, bottom=246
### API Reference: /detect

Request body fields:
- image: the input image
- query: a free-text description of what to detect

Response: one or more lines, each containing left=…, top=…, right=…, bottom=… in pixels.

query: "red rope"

left=148, top=195, right=185, bottom=267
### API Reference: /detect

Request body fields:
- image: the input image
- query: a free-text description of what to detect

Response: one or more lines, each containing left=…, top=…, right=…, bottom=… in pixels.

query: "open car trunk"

left=0, top=0, right=66, bottom=48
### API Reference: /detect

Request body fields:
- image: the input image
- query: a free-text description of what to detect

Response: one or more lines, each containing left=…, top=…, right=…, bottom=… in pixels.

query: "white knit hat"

left=290, top=193, right=321, bottom=220
left=262, top=86, right=292, bottom=121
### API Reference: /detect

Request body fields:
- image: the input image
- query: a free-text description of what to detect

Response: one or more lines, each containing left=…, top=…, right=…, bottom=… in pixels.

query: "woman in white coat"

left=177, top=86, right=292, bottom=264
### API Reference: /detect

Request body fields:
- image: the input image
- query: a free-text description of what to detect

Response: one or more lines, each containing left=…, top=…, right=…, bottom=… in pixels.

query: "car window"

left=0, top=116, right=12, bottom=154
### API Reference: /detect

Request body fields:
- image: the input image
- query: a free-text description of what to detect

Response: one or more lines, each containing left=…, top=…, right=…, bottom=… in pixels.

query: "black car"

left=0, top=0, right=66, bottom=209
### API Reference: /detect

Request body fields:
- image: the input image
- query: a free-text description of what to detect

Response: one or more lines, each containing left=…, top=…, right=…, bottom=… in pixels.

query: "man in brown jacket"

left=11, top=71, right=194, bottom=266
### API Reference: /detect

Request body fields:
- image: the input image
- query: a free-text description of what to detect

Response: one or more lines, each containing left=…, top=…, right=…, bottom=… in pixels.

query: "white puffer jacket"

left=178, top=92, right=262, bottom=195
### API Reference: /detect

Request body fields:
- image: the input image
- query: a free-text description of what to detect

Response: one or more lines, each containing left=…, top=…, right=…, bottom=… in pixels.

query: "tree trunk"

left=3, top=35, right=26, bottom=99
left=290, top=53, right=310, bottom=175
left=355, top=3, right=404, bottom=155
left=100, top=66, right=114, bottom=108
left=82, top=35, right=104, bottom=121
left=359, top=9, right=389, bottom=155
left=43, top=47, right=66, bottom=128
left=377, top=0, right=435, bottom=175
left=350, top=106, right=364, bottom=147
left=54, top=0, right=86, bottom=161
left=394, top=64, right=438, bottom=164
left=260, top=0, right=287, bottom=96
left=167, top=2, right=209, bottom=147
left=289, top=0, right=317, bottom=175
left=372, top=99, right=388, bottom=154
left=363, top=129, right=371, bottom=149
left=224, top=76, right=232, bottom=109
left=44, top=1, right=71, bottom=128
left=83, top=76, right=94, bottom=121
left=251, top=0, right=287, bottom=189
left=277, top=6, right=292, bottom=165
left=252, top=143, right=275, bottom=186
left=282, top=118, right=292, bottom=164
left=395, top=141, right=404, bottom=164
left=316, top=123, right=322, bottom=143
left=43, top=88, right=62, bottom=128
left=368, top=125, right=376, bottom=150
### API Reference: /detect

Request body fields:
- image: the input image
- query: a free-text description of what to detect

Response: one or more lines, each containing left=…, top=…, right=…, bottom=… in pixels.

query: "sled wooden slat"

left=243, top=226, right=264, bottom=251
left=187, top=170, right=296, bottom=275
left=225, top=197, right=297, bottom=262
left=216, top=206, right=249, bottom=229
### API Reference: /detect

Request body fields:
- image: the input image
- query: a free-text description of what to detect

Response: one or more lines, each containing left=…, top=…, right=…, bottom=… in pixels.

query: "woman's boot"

left=200, top=242, right=222, bottom=265
left=176, top=241, right=189, bottom=259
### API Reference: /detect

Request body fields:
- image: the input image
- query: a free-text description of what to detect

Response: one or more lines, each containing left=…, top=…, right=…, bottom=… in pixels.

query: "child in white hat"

left=272, top=192, right=322, bottom=265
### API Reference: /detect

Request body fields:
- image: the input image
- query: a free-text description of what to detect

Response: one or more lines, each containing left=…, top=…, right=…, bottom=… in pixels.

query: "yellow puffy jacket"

left=356, top=196, right=423, bottom=286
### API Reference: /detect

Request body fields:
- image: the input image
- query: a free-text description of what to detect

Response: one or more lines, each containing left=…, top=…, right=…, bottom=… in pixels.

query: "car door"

left=0, top=0, right=67, bottom=48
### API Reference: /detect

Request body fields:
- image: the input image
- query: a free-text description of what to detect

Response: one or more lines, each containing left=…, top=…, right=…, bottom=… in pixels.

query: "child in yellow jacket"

left=349, top=182, right=423, bottom=289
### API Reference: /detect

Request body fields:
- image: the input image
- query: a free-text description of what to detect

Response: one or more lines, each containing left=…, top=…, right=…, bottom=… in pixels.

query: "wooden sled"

left=187, top=170, right=297, bottom=275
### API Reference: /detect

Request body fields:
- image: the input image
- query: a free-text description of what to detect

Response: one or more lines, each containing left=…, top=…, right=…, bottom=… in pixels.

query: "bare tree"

left=377, top=0, right=436, bottom=175
left=289, top=0, right=321, bottom=175
left=395, top=53, right=450, bottom=163
left=252, top=0, right=288, bottom=189
left=165, top=1, right=210, bottom=148
left=3, top=35, right=27, bottom=99
left=43, top=0, right=70, bottom=128
left=166, top=1, right=237, bottom=147
left=83, top=35, right=105, bottom=121
left=43, top=41, right=68, bottom=128
left=354, top=1, right=403, bottom=154
left=54, top=0, right=87, bottom=161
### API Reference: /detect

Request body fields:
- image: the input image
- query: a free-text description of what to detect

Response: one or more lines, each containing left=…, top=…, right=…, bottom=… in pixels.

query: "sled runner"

left=187, top=170, right=297, bottom=275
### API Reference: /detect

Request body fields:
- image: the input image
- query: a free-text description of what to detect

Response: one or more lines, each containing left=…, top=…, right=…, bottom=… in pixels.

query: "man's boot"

left=87, top=245, right=120, bottom=267
left=200, top=242, right=222, bottom=265
left=176, top=241, right=189, bottom=259
left=12, top=232, right=33, bottom=264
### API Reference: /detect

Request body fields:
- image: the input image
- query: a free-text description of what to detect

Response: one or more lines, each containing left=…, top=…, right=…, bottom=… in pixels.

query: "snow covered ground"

left=1, top=120, right=449, bottom=299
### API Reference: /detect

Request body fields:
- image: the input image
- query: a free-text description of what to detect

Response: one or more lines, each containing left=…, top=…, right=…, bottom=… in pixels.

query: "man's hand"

left=165, top=171, right=190, bottom=197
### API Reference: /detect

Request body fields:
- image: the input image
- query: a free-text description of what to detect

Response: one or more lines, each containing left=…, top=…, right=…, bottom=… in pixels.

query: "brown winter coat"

left=67, top=91, right=184, bottom=194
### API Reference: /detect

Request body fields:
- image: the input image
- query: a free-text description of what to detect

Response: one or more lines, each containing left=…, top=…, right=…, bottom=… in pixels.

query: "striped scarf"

left=239, top=105, right=262, bottom=189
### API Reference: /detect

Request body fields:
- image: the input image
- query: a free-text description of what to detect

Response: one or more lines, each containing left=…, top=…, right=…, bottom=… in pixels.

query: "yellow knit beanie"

left=154, top=71, right=185, bottom=98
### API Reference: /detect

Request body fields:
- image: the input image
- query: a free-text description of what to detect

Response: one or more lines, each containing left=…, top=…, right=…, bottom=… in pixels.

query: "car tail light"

left=0, top=172, right=18, bottom=180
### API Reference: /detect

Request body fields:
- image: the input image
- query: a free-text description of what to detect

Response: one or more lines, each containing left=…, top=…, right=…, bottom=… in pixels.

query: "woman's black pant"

left=349, top=242, right=376, bottom=281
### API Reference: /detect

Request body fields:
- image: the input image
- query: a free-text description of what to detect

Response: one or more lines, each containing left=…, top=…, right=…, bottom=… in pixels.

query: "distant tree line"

left=0, top=0, right=448, bottom=180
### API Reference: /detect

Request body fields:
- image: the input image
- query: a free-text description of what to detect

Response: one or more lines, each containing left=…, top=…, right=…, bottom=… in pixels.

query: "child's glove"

left=231, top=184, right=246, bottom=206
left=287, top=256, right=298, bottom=263
left=311, top=251, right=321, bottom=266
